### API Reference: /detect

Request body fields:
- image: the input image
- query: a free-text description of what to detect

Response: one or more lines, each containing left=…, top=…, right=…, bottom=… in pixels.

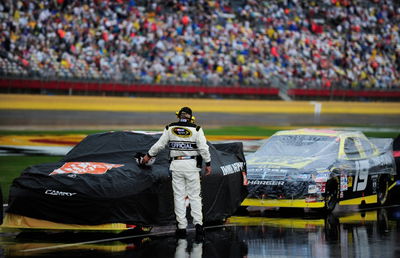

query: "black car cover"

left=394, top=134, right=400, bottom=175
left=6, top=131, right=247, bottom=226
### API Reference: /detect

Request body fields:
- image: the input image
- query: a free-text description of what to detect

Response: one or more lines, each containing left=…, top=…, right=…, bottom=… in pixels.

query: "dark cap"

left=179, top=107, right=192, bottom=116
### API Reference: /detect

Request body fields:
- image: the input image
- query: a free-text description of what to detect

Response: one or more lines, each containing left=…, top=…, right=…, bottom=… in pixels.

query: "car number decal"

left=353, top=160, right=369, bottom=191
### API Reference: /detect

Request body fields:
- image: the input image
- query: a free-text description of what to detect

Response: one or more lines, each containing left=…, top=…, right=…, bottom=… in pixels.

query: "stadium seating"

left=0, top=0, right=399, bottom=96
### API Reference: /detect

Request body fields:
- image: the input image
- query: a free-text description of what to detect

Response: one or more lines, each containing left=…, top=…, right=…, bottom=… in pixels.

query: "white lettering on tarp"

left=220, top=162, right=245, bottom=176
left=45, top=189, right=77, bottom=197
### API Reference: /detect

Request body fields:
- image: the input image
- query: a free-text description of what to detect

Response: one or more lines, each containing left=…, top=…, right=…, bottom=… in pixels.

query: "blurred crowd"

left=0, top=0, right=399, bottom=89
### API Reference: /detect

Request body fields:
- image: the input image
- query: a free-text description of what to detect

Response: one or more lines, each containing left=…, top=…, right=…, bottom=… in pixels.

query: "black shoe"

left=195, top=224, right=204, bottom=236
left=195, top=224, right=205, bottom=242
left=175, top=228, right=187, bottom=239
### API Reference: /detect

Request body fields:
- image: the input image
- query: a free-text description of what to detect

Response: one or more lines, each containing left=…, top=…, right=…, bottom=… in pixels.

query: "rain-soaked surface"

left=2, top=203, right=400, bottom=258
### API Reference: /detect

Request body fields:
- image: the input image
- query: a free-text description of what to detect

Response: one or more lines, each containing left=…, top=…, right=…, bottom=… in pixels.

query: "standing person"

left=141, top=107, right=212, bottom=239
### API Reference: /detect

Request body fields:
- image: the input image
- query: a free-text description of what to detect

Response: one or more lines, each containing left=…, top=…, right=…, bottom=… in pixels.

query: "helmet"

left=176, top=107, right=195, bottom=123
left=178, top=107, right=192, bottom=117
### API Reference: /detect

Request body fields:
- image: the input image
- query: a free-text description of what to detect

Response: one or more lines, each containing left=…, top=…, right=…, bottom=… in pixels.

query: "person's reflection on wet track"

left=174, top=238, right=203, bottom=258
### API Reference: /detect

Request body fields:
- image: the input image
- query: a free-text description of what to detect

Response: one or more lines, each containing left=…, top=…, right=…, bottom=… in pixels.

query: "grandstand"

left=0, top=0, right=399, bottom=100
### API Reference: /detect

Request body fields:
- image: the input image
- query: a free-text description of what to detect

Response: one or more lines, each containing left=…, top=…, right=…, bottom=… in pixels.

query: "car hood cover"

left=245, top=153, right=336, bottom=199
left=246, top=155, right=318, bottom=169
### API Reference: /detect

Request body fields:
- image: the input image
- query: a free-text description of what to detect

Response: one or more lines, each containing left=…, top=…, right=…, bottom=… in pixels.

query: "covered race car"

left=242, top=129, right=396, bottom=212
left=2, top=131, right=247, bottom=231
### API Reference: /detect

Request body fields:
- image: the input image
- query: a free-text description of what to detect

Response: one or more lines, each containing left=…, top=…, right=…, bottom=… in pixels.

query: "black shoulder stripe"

left=196, top=126, right=201, bottom=131
left=169, top=121, right=197, bottom=128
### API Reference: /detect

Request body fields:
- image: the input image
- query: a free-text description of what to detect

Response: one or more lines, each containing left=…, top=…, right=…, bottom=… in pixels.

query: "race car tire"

left=377, top=208, right=389, bottom=234
left=377, top=174, right=390, bottom=206
left=324, top=213, right=340, bottom=241
left=323, top=178, right=339, bottom=213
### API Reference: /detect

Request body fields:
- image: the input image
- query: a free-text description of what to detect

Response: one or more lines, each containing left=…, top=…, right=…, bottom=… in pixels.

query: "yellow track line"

left=1, top=94, right=400, bottom=114
left=0, top=134, right=266, bottom=147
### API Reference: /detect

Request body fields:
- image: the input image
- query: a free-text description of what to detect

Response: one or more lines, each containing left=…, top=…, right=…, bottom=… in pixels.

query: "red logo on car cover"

left=50, top=162, right=124, bottom=175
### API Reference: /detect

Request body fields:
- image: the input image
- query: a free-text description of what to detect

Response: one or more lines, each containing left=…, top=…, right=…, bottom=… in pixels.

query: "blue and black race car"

left=242, top=129, right=396, bottom=212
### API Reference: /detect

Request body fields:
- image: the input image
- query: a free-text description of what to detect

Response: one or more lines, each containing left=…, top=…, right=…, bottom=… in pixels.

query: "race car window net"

left=358, top=138, right=375, bottom=157
left=344, top=137, right=361, bottom=159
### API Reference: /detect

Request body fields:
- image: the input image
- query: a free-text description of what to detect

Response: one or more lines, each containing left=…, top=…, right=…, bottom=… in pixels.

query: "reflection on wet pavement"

left=2, top=205, right=400, bottom=257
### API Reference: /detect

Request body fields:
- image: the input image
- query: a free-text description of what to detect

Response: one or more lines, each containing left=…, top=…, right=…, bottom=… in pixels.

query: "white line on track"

left=19, top=230, right=174, bottom=253
left=358, top=204, right=400, bottom=212
left=19, top=224, right=232, bottom=253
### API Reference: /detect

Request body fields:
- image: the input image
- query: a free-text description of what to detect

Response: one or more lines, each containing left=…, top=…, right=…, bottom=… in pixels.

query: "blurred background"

left=0, top=0, right=399, bottom=100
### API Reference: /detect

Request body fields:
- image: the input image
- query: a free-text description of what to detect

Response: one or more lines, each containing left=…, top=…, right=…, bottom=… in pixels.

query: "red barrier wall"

left=1, top=78, right=399, bottom=98
left=0, top=78, right=279, bottom=96
left=288, top=88, right=400, bottom=98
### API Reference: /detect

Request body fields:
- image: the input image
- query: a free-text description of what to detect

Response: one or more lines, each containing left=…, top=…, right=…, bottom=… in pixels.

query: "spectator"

left=0, top=0, right=398, bottom=90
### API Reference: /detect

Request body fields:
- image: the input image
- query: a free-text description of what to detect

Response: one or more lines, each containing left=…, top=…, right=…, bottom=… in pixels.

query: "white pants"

left=171, top=160, right=203, bottom=229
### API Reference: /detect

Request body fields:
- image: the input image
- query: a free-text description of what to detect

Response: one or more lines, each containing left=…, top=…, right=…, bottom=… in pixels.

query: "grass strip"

left=0, top=156, right=62, bottom=203
left=1, top=126, right=398, bottom=137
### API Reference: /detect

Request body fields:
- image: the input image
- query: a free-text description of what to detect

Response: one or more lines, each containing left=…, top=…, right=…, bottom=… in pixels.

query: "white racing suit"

left=148, top=120, right=211, bottom=229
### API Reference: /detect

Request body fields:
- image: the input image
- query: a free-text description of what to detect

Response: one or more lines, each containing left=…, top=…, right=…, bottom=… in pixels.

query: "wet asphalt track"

left=1, top=110, right=400, bottom=129
left=2, top=204, right=400, bottom=257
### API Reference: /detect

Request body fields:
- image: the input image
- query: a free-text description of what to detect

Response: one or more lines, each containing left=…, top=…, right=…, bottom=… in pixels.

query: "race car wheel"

left=324, top=213, right=340, bottom=241
left=323, top=179, right=339, bottom=213
left=377, top=174, right=389, bottom=206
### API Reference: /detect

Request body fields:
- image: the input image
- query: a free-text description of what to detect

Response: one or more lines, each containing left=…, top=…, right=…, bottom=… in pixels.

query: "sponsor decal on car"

left=290, top=174, right=310, bottom=180
left=305, top=196, right=318, bottom=203
left=308, top=184, right=318, bottom=194
left=248, top=180, right=285, bottom=186
left=314, top=172, right=330, bottom=183
left=340, top=173, right=348, bottom=191
left=172, top=127, right=192, bottom=138
left=50, top=162, right=124, bottom=175
left=348, top=176, right=353, bottom=187
left=247, top=167, right=265, bottom=173
left=317, top=182, right=326, bottom=193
